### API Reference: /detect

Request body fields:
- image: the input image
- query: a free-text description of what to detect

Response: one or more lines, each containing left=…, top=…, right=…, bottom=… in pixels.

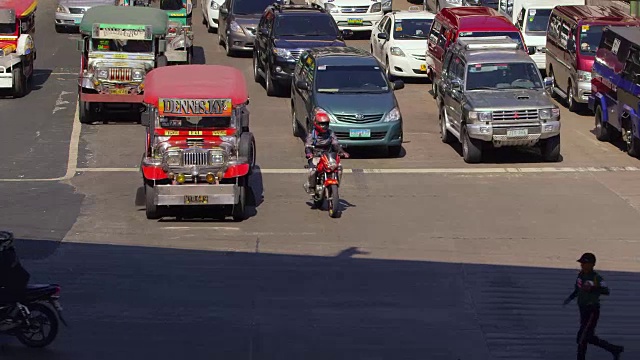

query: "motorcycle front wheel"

left=327, top=184, right=339, bottom=218
left=15, top=302, right=59, bottom=348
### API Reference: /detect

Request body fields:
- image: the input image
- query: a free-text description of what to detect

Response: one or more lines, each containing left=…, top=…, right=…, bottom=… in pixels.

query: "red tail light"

left=52, top=286, right=61, bottom=297
left=168, top=27, right=177, bottom=33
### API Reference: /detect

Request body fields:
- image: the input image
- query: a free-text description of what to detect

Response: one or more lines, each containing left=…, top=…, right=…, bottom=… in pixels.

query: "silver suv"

left=436, top=37, right=561, bottom=163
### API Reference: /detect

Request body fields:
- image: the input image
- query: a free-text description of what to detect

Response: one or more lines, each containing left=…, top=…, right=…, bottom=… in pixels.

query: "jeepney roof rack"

left=458, top=36, right=519, bottom=50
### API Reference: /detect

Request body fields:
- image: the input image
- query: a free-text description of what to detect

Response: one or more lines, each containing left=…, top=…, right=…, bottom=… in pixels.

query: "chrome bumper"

left=166, top=50, right=188, bottom=62
left=153, top=184, right=238, bottom=206
left=467, top=120, right=561, bottom=147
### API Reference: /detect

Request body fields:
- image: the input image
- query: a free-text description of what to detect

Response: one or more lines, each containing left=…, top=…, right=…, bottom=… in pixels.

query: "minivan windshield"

left=233, top=0, right=273, bottom=15
left=466, top=62, right=542, bottom=90
left=91, top=39, right=153, bottom=53
left=0, top=22, right=14, bottom=34
left=524, top=8, right=551, bottom=34
left=459, top=31, right=524, bottom=48
left=393, top=18, right=433, bottom=40
left=159, top=116, right=232, bottom=129
left=160, top=0, right=183, bottom=11
left=316, top=65, right=389, bottom=93
left=274, top=15, right=338, bottom=37
left=578, top=24, right=605, bottom=56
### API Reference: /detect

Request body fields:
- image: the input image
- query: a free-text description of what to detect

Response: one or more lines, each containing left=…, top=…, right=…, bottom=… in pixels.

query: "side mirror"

left=451, top=79, right=462, bottom=91
left=296, top=80, right=310, bottom=91
left=220, top=6, right=228, bottom=15
left=543, top=76, right=554, bottom=91
left=258, top=27, right=268, bottom=36
left=76, top=38, right=84, bottom=52
left=567, top=38, right=575, bottom=52
left=158, top=39, right=167, bottom=53
left=141, top=111, right=150, bottom=126
left=392, top=79, right=404, bottom=90
left=377, top=32, right=388, bottom=40
left=528, top=46, right=536, bottom=55
left=342, top=29, right=353, bottom=38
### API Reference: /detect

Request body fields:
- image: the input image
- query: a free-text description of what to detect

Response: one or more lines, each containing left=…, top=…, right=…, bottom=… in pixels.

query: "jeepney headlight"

left=96, top=69, right=108, bottom=79
left=132, top=70, right=144, bottom=81
left=56, top=4, right=69, bottom=13
left=209, top=149, right=226, bottom=165
left=539, top=108, right=560, bottom=120
left=165, top=150, right=182, bottom=166
left=468, top=111, right=491, bottom=122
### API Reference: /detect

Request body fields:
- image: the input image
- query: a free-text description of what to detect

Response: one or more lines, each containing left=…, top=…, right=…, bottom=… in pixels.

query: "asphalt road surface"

left=1, top=1, right=640, bottom=359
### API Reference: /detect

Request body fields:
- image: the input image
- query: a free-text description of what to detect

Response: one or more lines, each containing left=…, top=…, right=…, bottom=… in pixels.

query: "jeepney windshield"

left=91, top=39, right=153, bottom=53
left=0, top=22, right=15, bottom=34
left=159, top=116, right=234, bottom=129
left=160, top=0, right=184, bottom=10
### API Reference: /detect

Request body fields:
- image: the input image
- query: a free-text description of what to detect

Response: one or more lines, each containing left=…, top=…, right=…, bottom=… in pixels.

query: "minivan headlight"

left=56, top=4, right=69, bottom=13
left=382, top=107, right=401, bottom=122
left=230, top=21, right=242, bottom=32
left=370, top=2, right=382, bottom=12
left=539, top=108, right=560, bottom=120
left=325, top=3, right=339, bottom=13
left=273, top=48, right=291, bottom=58
left=578, top=70, right=591, bottom=82
left=468, top=111, right=491, bottom=122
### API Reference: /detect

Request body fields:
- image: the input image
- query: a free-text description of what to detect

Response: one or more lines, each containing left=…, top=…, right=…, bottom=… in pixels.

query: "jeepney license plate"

left=110, top=88, right=128, bottom=95
left=75, top=19, right=81, bottom=24
left=347, top=18, right=363, bottom=25
left=350, top=129, right=370, bottom=138
left=420, top=64, right=427, bottom=71
left=184, top=195, right=208, bottom=204
left=507, top=129, right=528, bottom=137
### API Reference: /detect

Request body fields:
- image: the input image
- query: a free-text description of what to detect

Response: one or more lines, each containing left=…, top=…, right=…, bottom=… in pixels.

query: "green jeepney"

left=160, top=0, right=194, bottom=64
left=77, top=5, right=169, bottom=124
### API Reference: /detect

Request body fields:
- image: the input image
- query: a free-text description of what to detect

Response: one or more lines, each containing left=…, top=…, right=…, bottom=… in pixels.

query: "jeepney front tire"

left=540, top=135, right=561, bottom=162
left=78, top=99, right=93, bottom=124
left=231, top=180, right=247, bottom=222
left=12, top=67, right=26, bottom=98
left=594, top=106, right=610, bottom=142
left=239, top=132, right=256, bottom=174
left=462, top=126, right=482, bottom=163
left=145, top=184, right=161, bottom=220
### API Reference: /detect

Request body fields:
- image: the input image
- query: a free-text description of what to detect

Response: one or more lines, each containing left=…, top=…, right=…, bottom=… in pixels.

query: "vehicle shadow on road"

left=191, top=46, right=206, bottom=65
left=30, top=69, right=53, bottom=92
left=3, top=238, right=639, bottom=359
left=587, top=129, right=636, bottom=156
left=446, top=142, right=565, bottom=164
left=343, top=146, right=407, bottom=159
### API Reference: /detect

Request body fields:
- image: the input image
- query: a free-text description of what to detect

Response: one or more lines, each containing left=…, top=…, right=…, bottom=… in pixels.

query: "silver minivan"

left=55, top=0, right=115, bottom=33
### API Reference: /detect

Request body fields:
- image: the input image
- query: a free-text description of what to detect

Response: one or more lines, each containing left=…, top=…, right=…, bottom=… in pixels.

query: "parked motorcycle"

left=305, top=150, right=343, bottom=218
left=0, top=284, right=67, bottom=348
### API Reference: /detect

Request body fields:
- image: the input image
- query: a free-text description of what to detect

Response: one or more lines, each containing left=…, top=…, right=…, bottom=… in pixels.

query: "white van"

left=498, top=0, right=585, bottom=70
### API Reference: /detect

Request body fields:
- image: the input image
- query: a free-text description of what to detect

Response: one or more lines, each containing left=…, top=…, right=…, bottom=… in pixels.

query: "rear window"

left=458, top=31, right=524, bottom=48
left=525, top=8, right=552, bottom=34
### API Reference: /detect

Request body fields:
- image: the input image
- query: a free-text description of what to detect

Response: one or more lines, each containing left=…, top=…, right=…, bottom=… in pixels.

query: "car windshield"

left=315, top=65, right=389, bottom=93
left=233, top=0, right=273, bottom=15
left=578, top=24, right=605, bottom=56
left=160, top=0, right=183, bottom=11
left=0, top=22, right=14, bottom=34
left=274, top=15, right=338, bottom=37
left=91, top=39, right=153, bottom=53
left=466, top=62, right=542, bottom=90
left=524, top=8, right=551, bottom=34
left=458, top=31, right=524, bottom=48
left=393, top=18, right=432, bottom=40
left=159, top=116, right=233, bottom=129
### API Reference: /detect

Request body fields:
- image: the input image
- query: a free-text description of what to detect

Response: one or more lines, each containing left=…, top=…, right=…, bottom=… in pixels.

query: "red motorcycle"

left=305, top=150, right=343, bottom=218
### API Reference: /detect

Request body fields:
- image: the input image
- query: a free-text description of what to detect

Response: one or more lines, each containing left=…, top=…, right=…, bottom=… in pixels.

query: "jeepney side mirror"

left=543, top=77, right=553, bottom=91
left=296, top=80, right=310, bottom=91
left=76, top=39, right=84, bottom=52
left=141, top=110, right=151, bottom=126
left=158, top=39, right=167, bottom=53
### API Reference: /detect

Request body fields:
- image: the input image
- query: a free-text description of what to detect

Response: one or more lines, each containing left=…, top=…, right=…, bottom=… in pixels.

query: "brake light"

left=314, top=108, right=330, bottom=123
left=168, top=27, right=177, bottom=33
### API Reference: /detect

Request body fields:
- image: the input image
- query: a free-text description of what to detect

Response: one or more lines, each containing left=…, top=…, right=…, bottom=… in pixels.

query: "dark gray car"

left=218, top=0, right=284, bottom=56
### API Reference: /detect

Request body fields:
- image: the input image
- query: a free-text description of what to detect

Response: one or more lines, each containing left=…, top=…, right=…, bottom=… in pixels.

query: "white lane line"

left=63, top=102, right=81, bottom=180
left=161, top=226, right=240, bottom=230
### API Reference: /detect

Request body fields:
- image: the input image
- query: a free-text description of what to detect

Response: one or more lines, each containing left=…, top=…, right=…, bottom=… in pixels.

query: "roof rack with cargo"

left=456, top=36, right=520, bottom=50
left=272, top=2, right=322, bottom=12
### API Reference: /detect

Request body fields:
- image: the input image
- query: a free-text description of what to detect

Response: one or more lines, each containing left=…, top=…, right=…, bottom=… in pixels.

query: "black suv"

left=253, top=3, right=349, bottom=96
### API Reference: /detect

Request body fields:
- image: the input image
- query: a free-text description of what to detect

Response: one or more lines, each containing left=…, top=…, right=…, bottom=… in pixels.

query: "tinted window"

left=459, top=31, right=523, bottom=48
left=466, top=62, right=542, bottom=90
left=0, top=22, right=14, bottom=34
left=274, top=15, right=338, bottom=37
left=91, top=39, right=153, bottom=53
left=623, top=48, right=640, bottom=81
left=525, top=8, right=551, bottom=34
left=160, top=0, right=183, bottom=10
left=393, top=18, right=432, bottom=40
left=548, top=13, right=561, bottom=39
left=559, top=21, right=570, bottom=48
left=428, top=20, right=441, bottom=44
left=233, top=0, right=273, bottom=15
left=579, top=25, right=605, bottom=56
left=315, top=65, right=389, bottom=93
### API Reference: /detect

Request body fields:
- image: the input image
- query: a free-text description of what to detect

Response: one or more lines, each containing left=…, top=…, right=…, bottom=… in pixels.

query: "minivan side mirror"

left=377, top=32, right=388, bottom=40
left=296, top=80, right=310, bottom=91
left=220, top=5, right=228, bottom=15
left=76, top=39, right=84, bottom=52
left=567, top=38, right=576, bottom=52
left=393, top=79, right=404, bottom=90
left=158, top=39, right=167, bottom=53
left=543, top=76, right=554, bottom=91
left=258, top=27, right=268, bottom=36
left=451, top=79, right=462, bottom=92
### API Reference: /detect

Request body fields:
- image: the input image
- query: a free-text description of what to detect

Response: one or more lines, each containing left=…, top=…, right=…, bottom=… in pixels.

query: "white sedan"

left=370, top=7, right=434, bottom=79
left=201, top=0, right=224, bottom=32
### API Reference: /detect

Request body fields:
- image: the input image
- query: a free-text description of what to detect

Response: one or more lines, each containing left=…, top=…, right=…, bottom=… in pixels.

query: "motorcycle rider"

left=304, top=111, right=349, bottom=193
left=0, top=231, right=30, bottom=331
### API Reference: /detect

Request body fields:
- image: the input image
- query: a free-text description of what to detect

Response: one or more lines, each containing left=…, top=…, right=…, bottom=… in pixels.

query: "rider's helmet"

left=0, top=231, right=14, bottom=252
left=313, top=109, right=331, bottom=134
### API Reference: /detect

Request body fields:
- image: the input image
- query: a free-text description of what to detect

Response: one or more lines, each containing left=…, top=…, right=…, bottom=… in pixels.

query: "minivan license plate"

left=350, top=129, right=370, bottom=138
left=347, top=18, right=363, bottom=25
left=184, top=195, right=208, bottom=204
left=507, top=129, right=528, bottom=137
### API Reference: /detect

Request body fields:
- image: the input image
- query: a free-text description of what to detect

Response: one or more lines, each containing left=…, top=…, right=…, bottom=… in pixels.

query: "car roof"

left=392, top=10, right=436, bottom=20
left=440, top=6, right=517, bottom=32
left=143, top=65, right=248, bottom=106
left=268, top=4, right=326, bottom=15
left=309, top=46, right=377, bottom=66
left=606, top=26, right=640, bottom=46
left=453, top=37, right=532, bottom=64
left=553, top=5, right=637, bottom=23
left=80, top=5, right=168, bottom=36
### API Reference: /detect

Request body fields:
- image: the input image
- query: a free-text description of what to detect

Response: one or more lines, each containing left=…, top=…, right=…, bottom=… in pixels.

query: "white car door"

left=375, top=16, right=390, bottom=59
left=370, top=16, right=385, bottom=58
left=378, top=17, right=392, bottom=60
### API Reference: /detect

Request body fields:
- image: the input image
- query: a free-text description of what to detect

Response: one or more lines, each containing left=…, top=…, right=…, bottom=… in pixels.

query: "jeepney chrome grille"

left=108, top=68, right=132, bottom=82
left=183, top=151, right=208, bottom=166
left=492, top=109, right=538, bottom=121
left=340, top=6, right=369, bottom=13
left=69, top=7, right=86, bottom=14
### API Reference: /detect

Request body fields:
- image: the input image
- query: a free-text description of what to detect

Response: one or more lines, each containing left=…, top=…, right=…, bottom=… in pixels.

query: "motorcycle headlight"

left=382, top=107, right=401, bottom=122
left=468, top=111, right=491, bottom=122
left=132, top=70, right=144, bottom=81
left=325, top=3, right=339, bottom=13
left=273, top=47, right=291, bottom=58
left=230, top=21, right=242, bottom=33
left=96, top=69, right=108, bottom=79
left=328, top=159, right=338, bottom=170
left=370, top=2, right=381, bottom=12
left=56, top=4, right=69, bottom=13
left=209, top=149, right=226, bottom=165
left=165, top=150, right=182, bottom=166
left=390, top=47, right=405, bottom=57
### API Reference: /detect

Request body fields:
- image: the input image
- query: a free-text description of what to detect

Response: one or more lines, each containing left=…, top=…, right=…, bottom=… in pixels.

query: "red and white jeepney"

left=0, top=0, right=36, bottom=98
left=140, top=65, right=256, bottom=221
